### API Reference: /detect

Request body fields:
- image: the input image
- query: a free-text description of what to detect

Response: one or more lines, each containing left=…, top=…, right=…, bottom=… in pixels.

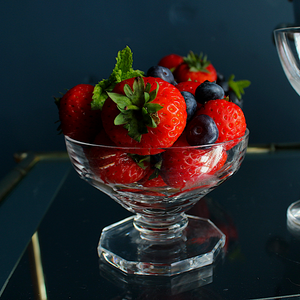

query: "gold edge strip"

left=249, top=294, right=300, bottom=300
left=247, top=143, right=300, bottom=154
left=0, top=152, right=40, bottom=203
left=0, top=151, right=69, bottom=204
left=31, top=151, right=69, bottom=161
left=246, top=146, right=271, bottom=154
left=29, top=232, right=48, bottom=300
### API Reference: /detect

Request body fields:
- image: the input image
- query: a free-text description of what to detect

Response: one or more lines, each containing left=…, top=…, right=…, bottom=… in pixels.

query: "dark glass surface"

left=2, top=150, right=300, bottom=299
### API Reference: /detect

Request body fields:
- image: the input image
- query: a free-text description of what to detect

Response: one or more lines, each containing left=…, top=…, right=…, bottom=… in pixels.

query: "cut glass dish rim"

left=64, top=128, right=249, bottom=150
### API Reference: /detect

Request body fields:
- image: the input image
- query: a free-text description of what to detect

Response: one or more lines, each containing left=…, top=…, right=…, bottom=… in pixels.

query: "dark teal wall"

left=0, top=0, right=298, bottom=179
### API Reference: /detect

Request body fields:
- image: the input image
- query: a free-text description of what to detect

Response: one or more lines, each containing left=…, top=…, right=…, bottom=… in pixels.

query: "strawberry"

left=139, top=170, right=167, bottom=188
left=56, top=84, right=102, bottom=142
left=158, top=53, right=184, bottom=72
left=197, top=99, right=246, bottom=145
left=160, top=133, right=227, bottom=190
left=101, top=76, right=187, bottom=155
left=173, top=52, right=217, bottom=84
left=175, top=81, right=202, bottom=95
left=88, top=130, right=150, bottom=185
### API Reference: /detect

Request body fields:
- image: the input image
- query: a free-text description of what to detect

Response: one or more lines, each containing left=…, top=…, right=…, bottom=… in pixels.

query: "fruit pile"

left=56, top=46, right=249, bottom=191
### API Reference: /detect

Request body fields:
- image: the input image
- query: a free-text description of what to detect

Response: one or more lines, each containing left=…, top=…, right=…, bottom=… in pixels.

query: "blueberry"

left=217, top=80, right=229, bottom=94
left=195, top=81, right=225, bottom=105
left=147, top=65, right=176, bottom=85
left=180, top=91, right=197, bottom=122
left=227, top=90, right=243, bottom=109
left=216, top=73, right=229, bottom=93
left=216, top=72, right=225, bottom=85
left=186, top=114, right=219, bottom=146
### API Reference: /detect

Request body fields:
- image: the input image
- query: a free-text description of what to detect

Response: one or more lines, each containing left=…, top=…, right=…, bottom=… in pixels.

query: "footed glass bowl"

left=65, top=129, right=249, bottom=276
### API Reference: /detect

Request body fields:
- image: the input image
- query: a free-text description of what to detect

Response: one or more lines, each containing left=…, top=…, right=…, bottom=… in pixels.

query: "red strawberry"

left=173, top=52, right=217, bottom=84
left=119, top=171, right=167, bottom=197
left=139, top=170, right=167, bottom=188
left=56, top=84, right=102, bottom=142
left=101, top=76, right=187, bottom=155
left=88, top=131, right=150, bottom=185
left=160, top=133, right=227, bottom=190
left=158, top=54, right=184, bottom=71
left=197, top=99, right=246, bottom=145
left=175, top=81, right=202, bottom=95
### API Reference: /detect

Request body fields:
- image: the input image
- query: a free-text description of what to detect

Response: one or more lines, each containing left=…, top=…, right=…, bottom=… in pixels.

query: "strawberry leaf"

left=145, top=82, right=151, bottom=93
left=144, top=92, right=150, bottom=103
left=142, top=114, right=154, bottom=128
left=123, top=84, right=134, bottom=98
left=114, top=111, right=132, bottom=125
left=131, top=77, right=146, bottom=106
left=142, top=108, right=158, bottom=128
left=228, top=74, right=251, bottom=100
left=125, top=105, right=139, bottom=110
left=111, top=77, right=163, bottom=142
left=124, top=118, right=148, bottom=142
left=148, top=156, right=163, bottom=180
left=148, top=169, right=159, bottom=180
left=183, top=51, right=211, bottom=73
left=91, top=46, right=144, bottom=110
left=107, top=92, right=132, bottom=109
left=128, top=154, right=150, bottom=170
left=148, top=82, right=159, bottom=102
left=145, top=103, right=163, bottom=114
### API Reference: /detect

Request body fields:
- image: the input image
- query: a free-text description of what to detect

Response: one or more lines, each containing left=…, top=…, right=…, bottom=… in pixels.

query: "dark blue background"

left=1, top=0, right=299, bottom=179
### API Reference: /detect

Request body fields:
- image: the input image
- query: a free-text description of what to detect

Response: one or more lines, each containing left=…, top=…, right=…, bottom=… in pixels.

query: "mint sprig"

left=228, top=74, right=251, bottom=100
left=91, top=46, right=144, bottom=110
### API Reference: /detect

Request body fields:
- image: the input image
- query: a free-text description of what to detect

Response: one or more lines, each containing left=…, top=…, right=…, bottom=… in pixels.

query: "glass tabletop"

left=2, top=146, right=300, bottom=299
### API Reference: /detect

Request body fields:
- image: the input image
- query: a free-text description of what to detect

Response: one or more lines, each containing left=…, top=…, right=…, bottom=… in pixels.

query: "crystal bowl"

left=65, top=128, right=249, bottom=276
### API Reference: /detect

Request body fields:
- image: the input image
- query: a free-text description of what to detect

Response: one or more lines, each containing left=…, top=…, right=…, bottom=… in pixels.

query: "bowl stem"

left=133, top=212, right=189, bottom=242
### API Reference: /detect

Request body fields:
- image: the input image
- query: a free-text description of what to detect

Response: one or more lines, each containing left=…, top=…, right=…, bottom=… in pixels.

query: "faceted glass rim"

left=274, top=26, right=300, bottom=35
left=65, top=128, right=249, bottom=151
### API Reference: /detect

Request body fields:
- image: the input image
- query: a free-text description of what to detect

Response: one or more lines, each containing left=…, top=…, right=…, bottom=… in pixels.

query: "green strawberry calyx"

left=108, top=76, right=163, bottom=143
left=91, top=46, right=144, bottom=110
left=183, top=51, right=211, bottom=73
left=128, top=154, right=150, bottom=170
left=148, top=156, right=163, bottom=180
left=228, top=74, right=251, bottom=100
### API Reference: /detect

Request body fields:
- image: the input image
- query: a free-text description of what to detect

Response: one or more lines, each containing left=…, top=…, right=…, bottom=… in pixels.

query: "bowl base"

left=98, top=215, right=225, bottom=276
left=287, top=200, right=300, bottom=226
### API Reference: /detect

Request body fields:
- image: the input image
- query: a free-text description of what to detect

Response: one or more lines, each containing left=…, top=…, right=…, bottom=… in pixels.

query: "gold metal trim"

left=0, top=151, right=69, bottom=298
left=0, top=151, right=68, bottom=204
left=247, top=143, right=300, bottom=154
left=28, top=232, right=48, bottom=300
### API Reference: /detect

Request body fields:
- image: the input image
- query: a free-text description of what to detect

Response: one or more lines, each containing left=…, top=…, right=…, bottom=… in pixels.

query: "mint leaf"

left=91, top=79, right=112, bottom=110
left=91, top=46, right=144, bottom=110
left=228, top=74, right=251, bottom=100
